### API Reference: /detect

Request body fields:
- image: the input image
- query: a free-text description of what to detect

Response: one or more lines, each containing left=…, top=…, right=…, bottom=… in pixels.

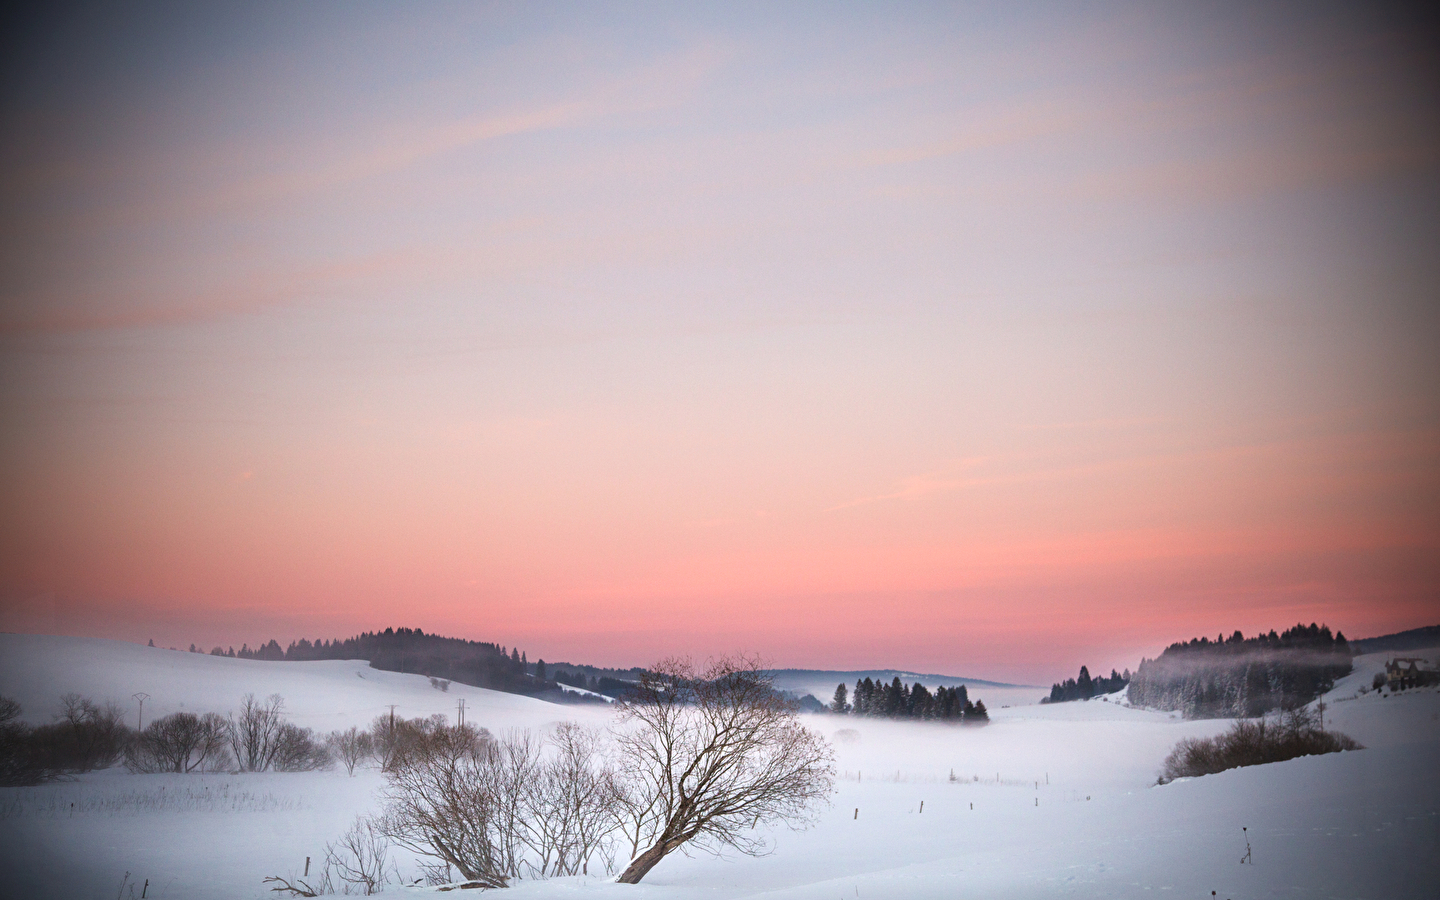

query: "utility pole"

left=132, top=692, right=150, bottom=730
left=387, top=704, right=398, bottom=730
left=456, top=698, right=465, bottom=728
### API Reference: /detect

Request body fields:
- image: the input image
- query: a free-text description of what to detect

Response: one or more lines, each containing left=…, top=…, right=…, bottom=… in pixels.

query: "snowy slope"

left=0, top=633, right=612, bottom=734
left=2, top=635, right=1437, bottom=900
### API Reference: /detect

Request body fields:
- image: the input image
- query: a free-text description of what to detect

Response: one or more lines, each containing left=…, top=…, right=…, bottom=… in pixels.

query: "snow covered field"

left=2, top=634, right=1436, bottom=899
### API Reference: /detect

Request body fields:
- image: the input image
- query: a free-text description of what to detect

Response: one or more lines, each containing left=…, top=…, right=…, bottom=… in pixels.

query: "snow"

left=556, top=682, right=613, bottom=701
left=2, top=634, right=1437, bottom=899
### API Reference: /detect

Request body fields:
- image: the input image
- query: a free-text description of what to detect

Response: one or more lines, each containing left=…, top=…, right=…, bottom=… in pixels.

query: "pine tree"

left=831, top=683, right=850, bottom=714
left=535, top=659, right=547, bottom=681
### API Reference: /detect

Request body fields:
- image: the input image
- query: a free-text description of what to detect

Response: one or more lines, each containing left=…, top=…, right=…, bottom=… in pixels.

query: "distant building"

left=1383, top=657, right=1439, bottom=690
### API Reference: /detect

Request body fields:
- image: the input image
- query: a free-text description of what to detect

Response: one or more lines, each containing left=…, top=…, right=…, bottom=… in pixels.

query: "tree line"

left=828, top=677, right=988, bottom=723
left=186, top=627, right=538, bottom=695
left=177, top=627, right=648, bottom=702
left=1127, top=623, right=1352, bottom=719
left=1042, top=665, right=1130, bottom=704
left=0, top=692, right=332, bottom=785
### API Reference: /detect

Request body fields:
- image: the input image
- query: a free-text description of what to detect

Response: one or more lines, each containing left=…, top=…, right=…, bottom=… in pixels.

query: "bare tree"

left=229, top=693, right=286, bottom=772
left=612, top=656, right=835, bottom=884
left=328, top=726, right=374, bottom=776
left=126, top=711, right=231, bottom=773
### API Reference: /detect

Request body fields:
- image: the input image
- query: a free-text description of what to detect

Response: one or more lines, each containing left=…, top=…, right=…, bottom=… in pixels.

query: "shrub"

left=227, top=693, right=331, bottom=772
left=1158, top=708, right=1361, bottom=783
left=328, top=726, right=375, bottom=776
left=272, top=722, right=332, bottom=772
left=326, top=815, right=395, bottom=894
left=378, top=723, right=621, bottom=886
left=0, top=696, right=50, bottom=786
left=26, top=694, right=131, bottom=773
left=126, top=711, right=232, bottom=773
left=371, top=713, right=454, bottom=772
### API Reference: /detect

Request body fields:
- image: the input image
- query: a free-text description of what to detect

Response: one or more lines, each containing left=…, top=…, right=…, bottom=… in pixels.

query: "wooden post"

left=305, top=857, right=310, bottom=876
left=141, top=880, right=149, bottom=899
left=854, top=808, right=858, bottom=819
left=919, top=800, right=924, bottom=813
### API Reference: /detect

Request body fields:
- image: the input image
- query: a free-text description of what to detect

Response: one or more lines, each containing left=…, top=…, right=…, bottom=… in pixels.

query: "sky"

left=1, top=2, right=1437, bottom=684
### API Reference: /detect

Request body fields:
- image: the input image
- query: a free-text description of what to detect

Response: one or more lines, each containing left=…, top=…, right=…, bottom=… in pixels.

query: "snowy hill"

left=2, top=634, right=1437, bottom=899
left=0, top=633, right=596, bottom=735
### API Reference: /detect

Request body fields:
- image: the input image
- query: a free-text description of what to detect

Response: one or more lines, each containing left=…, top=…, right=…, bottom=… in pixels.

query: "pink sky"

left=1, top=4, right=1437, bottom=684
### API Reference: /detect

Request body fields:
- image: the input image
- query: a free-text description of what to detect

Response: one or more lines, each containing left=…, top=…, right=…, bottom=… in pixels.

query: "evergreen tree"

left=831, top=683, right=850, bottom=714
left=959, top=698, right=989, bottom=724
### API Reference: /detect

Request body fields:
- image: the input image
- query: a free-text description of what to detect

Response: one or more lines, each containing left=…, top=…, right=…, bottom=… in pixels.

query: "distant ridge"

left=1352, top=624, right=1440, bottom=655
left=766, top=668, right=1035, bottom=690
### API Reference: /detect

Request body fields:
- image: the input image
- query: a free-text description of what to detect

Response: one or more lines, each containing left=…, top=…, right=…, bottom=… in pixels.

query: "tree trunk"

left=616, top=840, right=671, bottom=884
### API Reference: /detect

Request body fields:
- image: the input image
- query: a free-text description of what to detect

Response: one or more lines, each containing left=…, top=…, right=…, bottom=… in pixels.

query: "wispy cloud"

left=826, top=457, right=990, bottom=511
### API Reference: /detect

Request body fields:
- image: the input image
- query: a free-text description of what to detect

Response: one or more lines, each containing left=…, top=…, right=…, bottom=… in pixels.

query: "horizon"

left=5, top=618, right=1422, bottom=692
left=2, top=3, right=1438, bottom=685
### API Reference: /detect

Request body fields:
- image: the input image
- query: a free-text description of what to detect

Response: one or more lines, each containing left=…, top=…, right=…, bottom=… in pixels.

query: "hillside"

left=2, top=634, right=1436, bottom=899
left=1352, top=624, right=1440, bottom=655
left=0, top=633, right=594, bottom=736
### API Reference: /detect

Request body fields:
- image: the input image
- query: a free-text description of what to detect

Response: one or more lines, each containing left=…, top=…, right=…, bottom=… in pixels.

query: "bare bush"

left=25, top=695, right=131, bottom=773
left=328, top=726, right=374, bottom=776
left=225, top=694, right=330, bottom=772
left=531, top=722, right=621, bottom=877
left=1159, top=707, right=1362, bottom=783
left=126, top=711, right=232, bottom=773
left=612, top=656, right=835, bottom=884
left=378, top=722, right=509, bottom=887
left=379, top=723, right=621, bottom=886
left=371, top=713, right=451, bottom=772
left=0, top=696, right=49, bottom=786
left=325, top=815, right=395, bottom=894
left=273, top=722, right=332, bottom=772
